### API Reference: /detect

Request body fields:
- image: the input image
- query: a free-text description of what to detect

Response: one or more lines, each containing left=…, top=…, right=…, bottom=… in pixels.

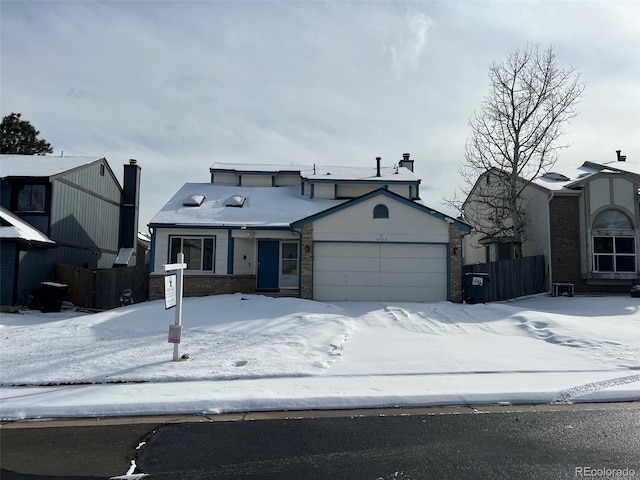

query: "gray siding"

left=60, top=160, right=122, bottom=202
left=50, top=162, right=122, bottom=268
left=1, top=240, right=18, bottom=305
left=15, top=248, right=52, bottom=301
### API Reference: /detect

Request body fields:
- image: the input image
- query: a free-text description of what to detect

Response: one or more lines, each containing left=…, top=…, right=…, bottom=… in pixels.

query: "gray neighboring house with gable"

left=0, top=155, right=141, bottom=308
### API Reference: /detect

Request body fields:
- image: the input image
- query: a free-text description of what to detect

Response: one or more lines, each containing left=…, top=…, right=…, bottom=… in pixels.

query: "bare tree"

left=450, top=44, right=585, bottom=258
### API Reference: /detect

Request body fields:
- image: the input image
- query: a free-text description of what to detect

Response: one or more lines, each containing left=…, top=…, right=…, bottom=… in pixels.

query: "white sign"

left=164, top=274, right=177, bottom=309
left=472, top=276, right=484, bottom=286
left=168, top=324, right=182, bottom=344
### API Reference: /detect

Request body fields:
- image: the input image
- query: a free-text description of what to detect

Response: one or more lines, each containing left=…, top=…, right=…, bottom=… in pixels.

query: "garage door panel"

left=379, top=272, right=443, bottom=286
left=380, top=244, right=442, bottom=259
left=325, top=244, right=379, bottom=258
left=314, top=271, right=381, bottom=287
left=314, top=257, right=380, bottom=273
left=379, top=257, right=445, bottom=273
left=313, top=242, right=448, bottom=302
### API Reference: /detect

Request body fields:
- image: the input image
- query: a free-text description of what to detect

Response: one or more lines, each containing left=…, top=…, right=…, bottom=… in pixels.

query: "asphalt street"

left=1, top=403, right=639, bottom=480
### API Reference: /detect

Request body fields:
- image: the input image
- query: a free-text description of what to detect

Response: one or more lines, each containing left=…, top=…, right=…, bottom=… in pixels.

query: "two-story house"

left=0, top=155, right=141, bottom=307
left=149, top=154, right=471, bottom=303
left=463, top=150, right=640, bottom=293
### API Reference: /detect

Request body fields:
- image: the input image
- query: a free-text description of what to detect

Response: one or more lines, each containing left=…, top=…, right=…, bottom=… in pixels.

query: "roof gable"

left=292, top=188, right=471, bottom=232
left=0, top=155, right=106, bottom=179
left=584, top=160, right=640, bottom=177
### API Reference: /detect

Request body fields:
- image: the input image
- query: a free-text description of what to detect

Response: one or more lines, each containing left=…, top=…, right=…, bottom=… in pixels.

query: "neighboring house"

left=137, top=231, right=151, bottom=266
left=463, top=150, right=640, bottom=293
left=149, top=154, right=471, bottom=303
left=0, top=155, right=141, bottom=307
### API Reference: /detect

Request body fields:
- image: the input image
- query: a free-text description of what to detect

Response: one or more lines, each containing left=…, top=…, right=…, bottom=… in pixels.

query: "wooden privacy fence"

left=463, top=255, right=546, bottom=302
left=55, top=263, right=149, bottom=310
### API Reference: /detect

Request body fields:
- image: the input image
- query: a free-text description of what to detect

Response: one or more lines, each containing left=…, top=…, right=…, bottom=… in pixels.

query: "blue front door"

left=257, top=240, right=279, bottom=290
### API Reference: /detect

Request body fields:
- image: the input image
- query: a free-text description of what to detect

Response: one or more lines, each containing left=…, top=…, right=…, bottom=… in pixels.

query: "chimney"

left=616, top=150, right=626, bottom=162
left=399, top=152, right=414, bottom=172
left=118, top=159, right=141, bottom=260
left=376, top=157, right=381, bottom=177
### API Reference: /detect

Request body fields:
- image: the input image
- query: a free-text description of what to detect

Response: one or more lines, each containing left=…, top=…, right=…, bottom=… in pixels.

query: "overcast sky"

left=2, top=1, right=639, bottom=229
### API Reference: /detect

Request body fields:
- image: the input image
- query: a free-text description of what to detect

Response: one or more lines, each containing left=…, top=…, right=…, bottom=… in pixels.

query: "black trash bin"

left=33, top=282, right=69, bottom=313
left=465, top=273, right=490, bottom=304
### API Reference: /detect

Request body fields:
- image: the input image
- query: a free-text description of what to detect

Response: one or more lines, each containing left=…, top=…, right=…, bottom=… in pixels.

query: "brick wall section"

left=149, top=274, right=256, bottom=300
left=549, top=196, right=582, bottom=289
left=448, top=225, right=463, bottom=303
left=300, top=224, right=314, bottom=299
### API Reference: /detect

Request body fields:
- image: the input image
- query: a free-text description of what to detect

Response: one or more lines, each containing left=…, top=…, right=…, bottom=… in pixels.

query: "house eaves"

left=561, top=170, right=639, bottom=191
left=149, top=183, right=344, bottom=229
left=292, top=188, right=471, bottom=232
left=582, top=160, right=640, bottom=178
left=0, top=155, right=105, bottom=179
left=0, top=156, right=124, bottom=194
left=0, top=206, right=56, bottom=247
left=304, top=177, right=419, bottom=186
left=210, top=163, right=303, bottom=176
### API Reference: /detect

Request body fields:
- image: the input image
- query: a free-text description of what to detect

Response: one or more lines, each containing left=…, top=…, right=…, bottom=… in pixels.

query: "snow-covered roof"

left=0, top=155, right=103, bottom=178
left=533, top=167, right=596, bottom=192
left=532, top=159, right=640, bottom=193
left=0, top=207, right=55, bottom=245
left=210, top=162, right=419, bottom=182
left=150, top=184, right=345, bottom=227
left=138, top=231, right=151, bottom=244
left=587, top=160, right=640, bottom=176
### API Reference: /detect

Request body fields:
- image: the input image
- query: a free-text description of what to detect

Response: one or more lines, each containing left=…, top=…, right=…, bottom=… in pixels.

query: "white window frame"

left=591, top=209, right=636, bottom=274
left=280, top=241, right=299, bottom=289
left=592, top=234, right=636, bottom=273
left=169, top=236, right=216, bottom=272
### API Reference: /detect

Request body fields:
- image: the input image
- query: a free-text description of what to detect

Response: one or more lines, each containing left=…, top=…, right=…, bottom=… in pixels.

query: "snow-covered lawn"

left=1, top=294, right=638, bottom=420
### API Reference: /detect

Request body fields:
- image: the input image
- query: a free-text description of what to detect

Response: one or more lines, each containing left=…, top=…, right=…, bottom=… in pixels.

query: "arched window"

left=592, top=209, right=636, bottom=273
left=373, top=204, right=389, bottom=219
left=593, top=209, right=633, bottom=230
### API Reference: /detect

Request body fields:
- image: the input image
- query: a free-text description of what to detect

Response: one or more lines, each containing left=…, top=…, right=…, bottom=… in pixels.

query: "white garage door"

left=313, top=242, right=447, bottom=302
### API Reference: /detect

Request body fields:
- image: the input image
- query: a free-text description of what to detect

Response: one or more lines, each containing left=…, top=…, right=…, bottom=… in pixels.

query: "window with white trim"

left=592, top=210, right=636, bottom=273
left=170, top=236, right=215, bottom=271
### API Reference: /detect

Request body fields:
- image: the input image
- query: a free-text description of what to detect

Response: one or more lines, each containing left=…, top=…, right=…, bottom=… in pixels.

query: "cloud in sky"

left=377, top=10, right=435, bottom=74
left=1, top=1, right=639, bottom=228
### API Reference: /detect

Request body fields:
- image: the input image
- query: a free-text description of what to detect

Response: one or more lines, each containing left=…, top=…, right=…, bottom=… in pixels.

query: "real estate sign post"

left=164, top=274, right=177, bottom=309
left=164, top=253, right=187, bottom=361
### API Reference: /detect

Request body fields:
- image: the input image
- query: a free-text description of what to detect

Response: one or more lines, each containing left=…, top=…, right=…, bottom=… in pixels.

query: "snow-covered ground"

left=1, top=294, right=639, bottom=420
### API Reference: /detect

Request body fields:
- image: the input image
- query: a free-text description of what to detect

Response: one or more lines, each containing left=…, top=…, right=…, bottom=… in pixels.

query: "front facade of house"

left=463, top=152, right=640, bottom=293
left=0, top=155, right=141, bottom=307
left=149, top=155, right=471, bottom=303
